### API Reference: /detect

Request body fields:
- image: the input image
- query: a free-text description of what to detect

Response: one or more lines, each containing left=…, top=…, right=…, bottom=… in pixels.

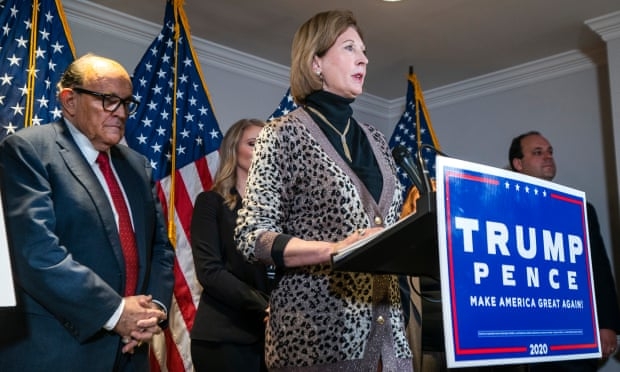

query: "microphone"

left=392, top=145, right=427, bottom=194
left=418, top=143, right=450, bottom=193
left=419, top=143, right=448, bottom=158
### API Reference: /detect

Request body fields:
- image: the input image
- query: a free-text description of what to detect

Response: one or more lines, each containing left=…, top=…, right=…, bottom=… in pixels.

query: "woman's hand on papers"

left=331, top=227, right=384, bottom=254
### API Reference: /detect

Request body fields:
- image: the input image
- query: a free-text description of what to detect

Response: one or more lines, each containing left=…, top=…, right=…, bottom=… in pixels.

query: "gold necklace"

left=306, top=106, right=352, bottom=162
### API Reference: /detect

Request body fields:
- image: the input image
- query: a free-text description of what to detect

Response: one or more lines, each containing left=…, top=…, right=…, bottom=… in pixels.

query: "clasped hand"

left=114, top=294, right=167, bottom=354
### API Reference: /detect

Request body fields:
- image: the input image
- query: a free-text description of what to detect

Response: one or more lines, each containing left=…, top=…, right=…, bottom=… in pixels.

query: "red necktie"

left=96, top=152, right=138, bottom=296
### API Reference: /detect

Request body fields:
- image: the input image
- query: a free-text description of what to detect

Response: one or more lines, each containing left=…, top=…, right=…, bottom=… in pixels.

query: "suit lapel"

left=54, top=122, right=146, bottom=292
left=54, top=123, right=121, bottom=250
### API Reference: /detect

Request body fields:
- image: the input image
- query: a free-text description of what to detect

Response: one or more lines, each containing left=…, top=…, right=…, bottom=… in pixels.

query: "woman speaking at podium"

left=235, top=9, right=413, bottom=372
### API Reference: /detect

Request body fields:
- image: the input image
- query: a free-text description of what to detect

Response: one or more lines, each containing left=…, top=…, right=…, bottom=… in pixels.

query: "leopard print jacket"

left=235, top=108, right=412, bottom=369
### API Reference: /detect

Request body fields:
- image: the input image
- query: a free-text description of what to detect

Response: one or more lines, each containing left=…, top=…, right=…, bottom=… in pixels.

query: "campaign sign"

left=435, top=156, right=600, bottom=368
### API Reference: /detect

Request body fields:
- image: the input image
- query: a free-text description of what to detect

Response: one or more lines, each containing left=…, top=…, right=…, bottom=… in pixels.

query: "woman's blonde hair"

left=211, top=118, right=265, bottom=209
left=290, top=10, right=363, bottom=105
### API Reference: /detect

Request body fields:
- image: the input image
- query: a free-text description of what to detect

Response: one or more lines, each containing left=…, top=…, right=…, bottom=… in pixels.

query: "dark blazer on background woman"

left=190, top=190, right=271, bottom=354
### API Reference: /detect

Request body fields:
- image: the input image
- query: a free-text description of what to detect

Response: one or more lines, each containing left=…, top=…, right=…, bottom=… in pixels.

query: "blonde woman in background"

left=190, top=119, right=272, bottom=372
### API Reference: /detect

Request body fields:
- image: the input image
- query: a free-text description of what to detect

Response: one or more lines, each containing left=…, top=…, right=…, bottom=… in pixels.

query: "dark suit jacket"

left=190, top=191, right=270, bottom=344
left=529, top=203, right=620, bottom=372
left=586, top=202, right=620, bottom=333
left=0, top=120, right=174, bottom=371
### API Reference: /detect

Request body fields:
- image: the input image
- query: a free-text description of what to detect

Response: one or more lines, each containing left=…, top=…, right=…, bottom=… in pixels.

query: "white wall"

left=431, top=67, right=609, bottom=195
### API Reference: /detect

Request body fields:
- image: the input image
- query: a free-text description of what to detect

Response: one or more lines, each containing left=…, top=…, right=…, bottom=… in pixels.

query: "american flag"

left=0, top=0, right=75, bottom=140
left=124, top=0, right=222, bottom=370
left=388, top=72, right=440, bottom=198
left=267, top=87, right=297, bottom=121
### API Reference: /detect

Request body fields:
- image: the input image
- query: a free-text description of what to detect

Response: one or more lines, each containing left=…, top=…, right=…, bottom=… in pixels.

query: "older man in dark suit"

left=0, top=54, right=174, bottom=371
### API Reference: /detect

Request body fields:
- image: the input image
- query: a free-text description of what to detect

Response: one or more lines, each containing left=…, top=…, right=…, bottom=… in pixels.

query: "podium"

left=331, top=192, right=439, bottom=280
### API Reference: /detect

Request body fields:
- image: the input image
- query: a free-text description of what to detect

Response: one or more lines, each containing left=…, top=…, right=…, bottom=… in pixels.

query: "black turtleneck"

left=304, top=90, right=383, bottom=202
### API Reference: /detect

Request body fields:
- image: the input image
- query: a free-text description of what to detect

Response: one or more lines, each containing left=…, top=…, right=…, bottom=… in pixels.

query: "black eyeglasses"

left=72, top=87, right=139, bottom=115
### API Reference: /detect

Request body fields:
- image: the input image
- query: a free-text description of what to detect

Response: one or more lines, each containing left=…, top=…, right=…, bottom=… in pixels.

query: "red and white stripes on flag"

left=148, top=153, right=220, bottom=371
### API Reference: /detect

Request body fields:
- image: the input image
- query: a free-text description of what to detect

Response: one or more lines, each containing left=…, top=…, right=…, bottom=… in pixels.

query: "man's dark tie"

left=96, top=152, right=138, bottom=296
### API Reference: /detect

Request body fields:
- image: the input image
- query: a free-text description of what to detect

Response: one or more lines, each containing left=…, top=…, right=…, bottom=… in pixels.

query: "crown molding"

left=586, top=11, right=620, bottom=42
left=63, top=0, right=606, bottom=117
left=419, top=48, right=604, bottom=109
left=63, top=0, right=158, bottom=44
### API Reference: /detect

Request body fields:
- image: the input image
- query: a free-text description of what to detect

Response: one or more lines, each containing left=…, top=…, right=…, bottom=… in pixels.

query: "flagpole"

left=25, top=0, right=41, bottom=129
left=414, top=75, right=442, bottom=154
left=167, top=0, right=182, bottom=247
left=410, top=69, right=423, bottom=158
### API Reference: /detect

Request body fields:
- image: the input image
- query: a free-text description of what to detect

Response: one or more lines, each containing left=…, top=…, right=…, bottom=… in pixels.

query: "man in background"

left=509, top=130, right=620, bottom=371
left=0, top=54, right=174, bottom=371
